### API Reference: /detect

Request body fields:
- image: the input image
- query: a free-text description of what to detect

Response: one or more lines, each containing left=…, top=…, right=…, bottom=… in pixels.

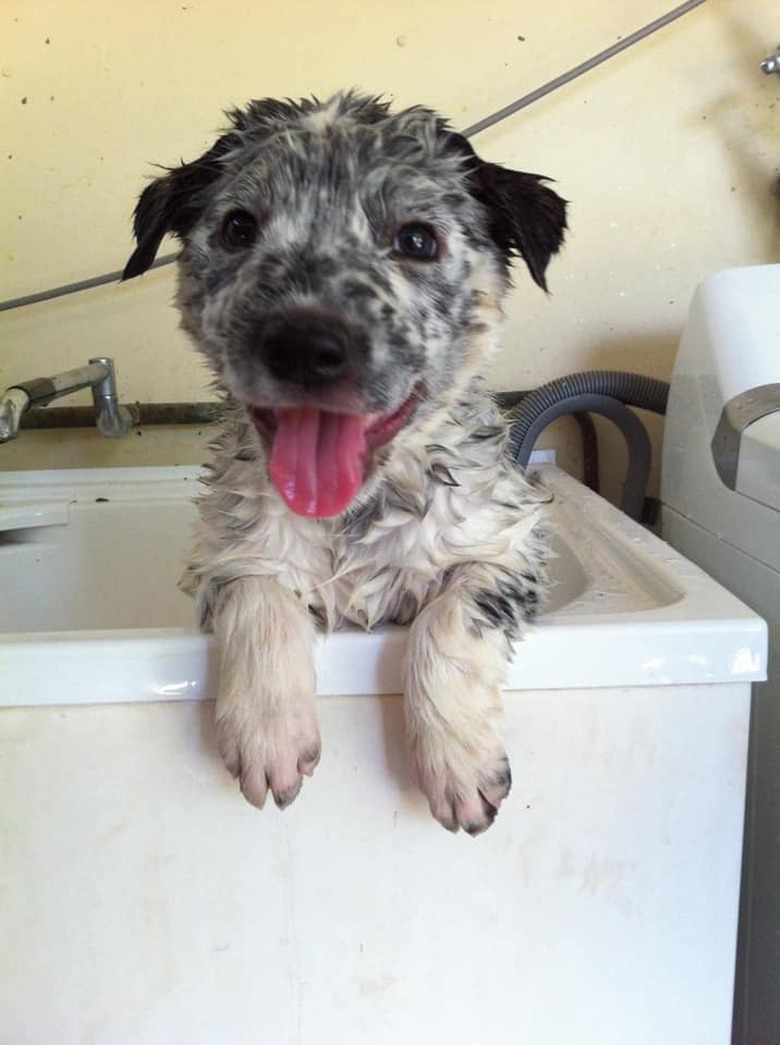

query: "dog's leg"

left=404, top=575, right=517, bottom=835
left=212, top=576, right=321, bottom=810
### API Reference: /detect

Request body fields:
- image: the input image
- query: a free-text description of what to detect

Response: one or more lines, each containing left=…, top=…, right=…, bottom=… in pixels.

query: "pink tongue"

left=268, top=407, right=367, bottom=517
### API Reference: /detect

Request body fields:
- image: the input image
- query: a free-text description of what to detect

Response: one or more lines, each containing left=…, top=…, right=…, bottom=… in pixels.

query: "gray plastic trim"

left=711, top=383, right=780, bottom=489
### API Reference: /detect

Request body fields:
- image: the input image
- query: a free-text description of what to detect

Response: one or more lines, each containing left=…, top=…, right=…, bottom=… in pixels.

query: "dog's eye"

left=220, top=210, right=258, bottom=250
left=392, top=223, right=439, bottom=261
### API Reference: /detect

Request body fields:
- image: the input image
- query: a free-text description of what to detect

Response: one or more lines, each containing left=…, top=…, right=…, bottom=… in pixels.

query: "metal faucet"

left=761, top=49, right=780, bottom=75
left=0, top=356, right=133, bottom=442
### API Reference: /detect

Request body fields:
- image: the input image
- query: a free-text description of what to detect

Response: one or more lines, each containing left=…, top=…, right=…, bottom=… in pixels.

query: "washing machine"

left=661, top=264, right=780, bottom=1045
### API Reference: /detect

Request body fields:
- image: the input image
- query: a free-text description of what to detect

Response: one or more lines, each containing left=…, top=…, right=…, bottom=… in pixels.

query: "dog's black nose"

left=260, top=311, right=351, bottom=387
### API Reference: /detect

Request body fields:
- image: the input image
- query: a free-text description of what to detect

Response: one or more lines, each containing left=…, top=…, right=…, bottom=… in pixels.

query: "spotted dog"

left=123, top=92, right=567, bottom=835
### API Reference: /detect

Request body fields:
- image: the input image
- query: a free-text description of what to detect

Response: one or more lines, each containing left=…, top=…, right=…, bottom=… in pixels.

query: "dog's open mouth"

left=247, top=385, right=422, bottom=518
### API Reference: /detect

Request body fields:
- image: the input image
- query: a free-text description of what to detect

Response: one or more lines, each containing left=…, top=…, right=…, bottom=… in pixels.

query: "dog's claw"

left=272, top=777, right=303, bottom=810
left=479, top=762, right=512, bottom=808
left=462, top=796, right=499, bottom=837
left=239, top=769, right=269, bottom=810
left=298, top=744, right=322, bottom=778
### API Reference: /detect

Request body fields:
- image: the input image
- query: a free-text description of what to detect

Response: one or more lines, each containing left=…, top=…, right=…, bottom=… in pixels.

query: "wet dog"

left=123, top=92, right=566, bottom=834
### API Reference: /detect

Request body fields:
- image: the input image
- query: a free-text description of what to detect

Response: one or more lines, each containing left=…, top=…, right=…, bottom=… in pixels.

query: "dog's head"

left=124, top=92, right=566, bottom=518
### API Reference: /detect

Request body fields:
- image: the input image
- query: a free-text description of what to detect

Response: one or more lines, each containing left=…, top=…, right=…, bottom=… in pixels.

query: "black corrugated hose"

left=503, top=370, right=670, bottom=521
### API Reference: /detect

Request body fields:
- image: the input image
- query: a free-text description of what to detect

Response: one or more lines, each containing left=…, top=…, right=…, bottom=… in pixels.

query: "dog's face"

left=124, top=92, right=566, bottom=517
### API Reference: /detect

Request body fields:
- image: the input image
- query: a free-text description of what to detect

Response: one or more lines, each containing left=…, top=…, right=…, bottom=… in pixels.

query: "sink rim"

left=0, top=464, right=767, bottom=707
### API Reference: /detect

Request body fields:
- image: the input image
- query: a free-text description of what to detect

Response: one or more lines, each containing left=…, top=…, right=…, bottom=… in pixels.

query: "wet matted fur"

left=123, top=91, right=567, bottom=834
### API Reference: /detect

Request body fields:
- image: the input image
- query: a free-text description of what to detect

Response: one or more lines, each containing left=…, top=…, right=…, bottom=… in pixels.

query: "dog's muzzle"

left=241, top=307, right=422, bottom=520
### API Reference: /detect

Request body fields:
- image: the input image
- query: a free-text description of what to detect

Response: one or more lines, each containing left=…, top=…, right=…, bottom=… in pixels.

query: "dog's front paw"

left=216, top=705, right=321, bottom=811
left=405, top=588, right=515, bottom=835
left=410, top=735, right=512, bottom=835
left=210, top=575, right=321, bottom=811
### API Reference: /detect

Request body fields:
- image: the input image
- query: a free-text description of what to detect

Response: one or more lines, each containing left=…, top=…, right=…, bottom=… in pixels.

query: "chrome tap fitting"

left=0, top=357, right=133, bottom=442
left=761, top=49, right=780, bottom=75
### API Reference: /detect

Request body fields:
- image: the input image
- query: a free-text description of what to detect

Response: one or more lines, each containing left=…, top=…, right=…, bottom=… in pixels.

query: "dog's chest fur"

left=185, top=392, right=545, bottom=633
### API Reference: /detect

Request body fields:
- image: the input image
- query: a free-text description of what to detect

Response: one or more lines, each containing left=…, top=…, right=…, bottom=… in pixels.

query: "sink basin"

left=0, top=463, right=765, bottom=706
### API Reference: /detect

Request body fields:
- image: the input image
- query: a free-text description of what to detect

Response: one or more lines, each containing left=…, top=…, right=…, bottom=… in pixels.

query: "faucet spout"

left=88, top=357, right=134, bottom=438
left=0, top=357, right=132, bottom=442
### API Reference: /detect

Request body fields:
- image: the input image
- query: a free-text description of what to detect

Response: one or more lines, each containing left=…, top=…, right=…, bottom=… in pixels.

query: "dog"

left=123, top=91, right=567, bottom=835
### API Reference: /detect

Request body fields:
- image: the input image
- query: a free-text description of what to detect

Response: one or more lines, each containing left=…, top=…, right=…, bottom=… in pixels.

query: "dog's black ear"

left=469, top=163, right=568, bottom=291
left=122, top=131, right=240, bottom=280
left=445, top=132, right=567, bottom=291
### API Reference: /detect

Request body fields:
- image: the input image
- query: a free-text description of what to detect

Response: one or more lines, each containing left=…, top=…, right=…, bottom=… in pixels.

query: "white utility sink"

left=0, top=462, right=767, bottom=1045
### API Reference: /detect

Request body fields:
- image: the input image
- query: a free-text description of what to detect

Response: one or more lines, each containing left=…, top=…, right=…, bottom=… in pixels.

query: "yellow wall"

left=2, top=1, right=778, bottom=498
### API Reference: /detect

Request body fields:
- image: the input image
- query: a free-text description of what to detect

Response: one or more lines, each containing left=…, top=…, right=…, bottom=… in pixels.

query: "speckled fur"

left=124, top=91, right=566, bottom=833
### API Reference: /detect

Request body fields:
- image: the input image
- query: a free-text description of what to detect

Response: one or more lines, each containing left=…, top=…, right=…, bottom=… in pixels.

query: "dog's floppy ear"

left=445, top=132, right=567, bottom=291
left=122, top=131, right=240, bottom=281
left=469, top=162, right=568, bottom=291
